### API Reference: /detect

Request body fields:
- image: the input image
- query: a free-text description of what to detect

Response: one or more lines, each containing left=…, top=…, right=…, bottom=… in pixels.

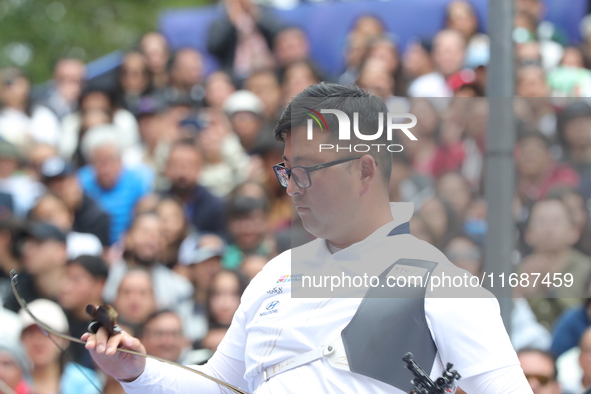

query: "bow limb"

left=10, top=271, right=249, bottom=394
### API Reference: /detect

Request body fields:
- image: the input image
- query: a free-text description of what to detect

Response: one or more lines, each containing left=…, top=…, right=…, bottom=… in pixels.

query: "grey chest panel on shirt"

left=341, top=258, right=438, bottom=392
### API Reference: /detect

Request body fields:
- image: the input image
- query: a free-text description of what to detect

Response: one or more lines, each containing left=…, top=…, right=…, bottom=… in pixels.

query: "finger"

left=94, top=326, right=110, bottom=354
left=105, top=332, right=124, bottom=356
left=120, top=335, right=144, bottom=353
left=81, top=332, right=90, bottom=341
left=84, top=333, right=96, bottom=350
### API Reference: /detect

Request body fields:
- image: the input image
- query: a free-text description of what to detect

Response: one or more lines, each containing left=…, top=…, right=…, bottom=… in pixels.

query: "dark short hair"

left=226, top=196, right=269, bottom=220
left=67, top=254, right=109, bottom=280
left=517, top=130, right=552, bottom=149
left=273, top=82, right=393, bottom=185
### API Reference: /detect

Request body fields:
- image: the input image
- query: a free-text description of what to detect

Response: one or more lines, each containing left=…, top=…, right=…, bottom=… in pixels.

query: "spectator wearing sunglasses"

left=518, top=348, right=562, bottom=394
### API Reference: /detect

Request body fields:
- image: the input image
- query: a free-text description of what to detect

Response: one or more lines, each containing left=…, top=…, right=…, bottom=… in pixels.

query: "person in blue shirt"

left=77, top=124, right=152, bottom=244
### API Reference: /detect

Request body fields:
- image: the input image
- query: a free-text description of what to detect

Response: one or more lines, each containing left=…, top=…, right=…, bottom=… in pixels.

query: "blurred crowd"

left=1, top=0, right=591, bottom=392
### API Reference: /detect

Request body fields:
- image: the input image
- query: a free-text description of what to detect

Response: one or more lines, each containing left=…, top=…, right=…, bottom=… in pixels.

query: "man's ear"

left=359, top=155, right=377, bottom=183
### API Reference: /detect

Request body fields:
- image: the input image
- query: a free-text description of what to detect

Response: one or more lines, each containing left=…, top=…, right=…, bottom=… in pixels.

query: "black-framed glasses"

left=273, top=156, right=362, bottom=189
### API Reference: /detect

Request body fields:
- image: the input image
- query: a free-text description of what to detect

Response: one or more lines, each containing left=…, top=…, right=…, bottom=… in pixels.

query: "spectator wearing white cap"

left=223, top=90, right=265, bottom=154
left=18, top=299, right=101, bottom=394
left=175, top=233, right=224, bottom=343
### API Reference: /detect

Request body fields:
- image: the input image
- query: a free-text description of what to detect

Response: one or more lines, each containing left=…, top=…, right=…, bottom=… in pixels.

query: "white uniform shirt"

left=122, top=203, right=532, bottom=393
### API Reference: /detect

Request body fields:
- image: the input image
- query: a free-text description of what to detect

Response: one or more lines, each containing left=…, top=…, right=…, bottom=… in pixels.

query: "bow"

left=10, top=270, right=248, bottom=394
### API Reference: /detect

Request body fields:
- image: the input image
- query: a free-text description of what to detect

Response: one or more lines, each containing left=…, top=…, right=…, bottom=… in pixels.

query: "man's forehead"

left=284, top=126, right=334, bottom=163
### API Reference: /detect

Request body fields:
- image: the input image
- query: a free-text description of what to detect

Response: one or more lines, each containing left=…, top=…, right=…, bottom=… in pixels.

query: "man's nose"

left=286, top=175, right=302, bottom=197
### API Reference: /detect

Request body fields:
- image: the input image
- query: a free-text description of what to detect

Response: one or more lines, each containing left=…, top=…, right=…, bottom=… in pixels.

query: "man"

left=39, top=58, right=86, bottom=120
left=518, top=198, right=591, bottom=328
left=77, top=125, right=152, bottom=244
left=4, top=222, right=68, bottom=313
left=138, top=310, right=190, bottom=363
left=59, top=255, right=109, bottom=369
left=84, top=83, right=530, bottom=392
left=518, top=348, right=562, bottom=394
left=163, top=48, right=206, bottom=106
left=102, top=213, right=193, bottom=314
left=164, top=138, right=226, bottom=238
left=41, top=156, right=111, bottom=247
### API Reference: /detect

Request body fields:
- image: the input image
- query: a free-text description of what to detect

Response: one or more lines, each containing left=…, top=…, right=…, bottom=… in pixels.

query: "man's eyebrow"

left=283, top=155, right=310, bottom=164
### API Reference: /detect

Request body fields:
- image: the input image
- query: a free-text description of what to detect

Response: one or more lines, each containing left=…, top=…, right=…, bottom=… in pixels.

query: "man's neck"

left=327, top=201, right=394, bottom=249
left=33, top=267, right=65, bottom=300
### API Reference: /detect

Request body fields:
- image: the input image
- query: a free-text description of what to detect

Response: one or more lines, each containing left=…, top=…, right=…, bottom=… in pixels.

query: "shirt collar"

left=321, top=202, right=415, bottom=256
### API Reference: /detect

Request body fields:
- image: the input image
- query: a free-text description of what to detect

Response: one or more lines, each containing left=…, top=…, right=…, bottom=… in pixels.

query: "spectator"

left=349, top=14, right=385, bottom=44
left=113, top=268, right=157, bottom=330
left=223, top=195, right=274, bottom=270
left=29, top=193, right=103, bottom=259
left=239, top=253, right=268, bottom=281
left=196, top=108, right=252, bottom=197
left=518, top=198, right=591, bottom=328
left=203, top=71, right=236, bottom=111
left=339, top=32, right=370, bottom=86
left=365, top=35, right=407, bottom=97
left=516, top=131, right=580, bottom=206
left=18, top=299, right=102, bottom=394
left=356, top=57, right=395, bottom=100
left=436, top=171, right=473, bottom=221
left=155, top=196, right=196, bottom=268
left=245, top=68, right=284, bottom=126
left=122, top=96, right=171, bottom=190
left=0, top=340, right=32, bottom=394
left=388, top=148, right=433, bottom=206
left=116, top=51, right=152, bottom=116
left=556, top=101, right=591, bottom=177
left=41, top=156, right=111, bottom=247
left=445, top=0, right=483, bottom=47
left=402, top=39, right=434, bottom=89
left=417, top=196, right=459, bottom=249
left=0, top=141, right=44, bottom=218
left=58, top=255, right=108, bottom=369
left=552, top=299, right=591, bottom=358
left=163, top=48, right=206, bottom=107
left=207, top=0, right=281, bottom=80
left=223, top=89, right=265, bottom=154
left=138, top=310, right=190, bottom=363
left=60, top=87, right=140, bottom=166
left=402, top=98, right=440, bottom=177
left=281, top=59, right=322, bottom=106
left=0, top=218, right=26, bottom=304
left=163, top=138, right=226, bottom=238
left=518, top=348, right=561, bottom=394
left=198, top=270, right=247, bottom=353
left=444, top=235, right=482, bottom=276
left=432, top=28, right=466, bottom=77
left=103, top=213, right=193, bottom=312
left=273, top=27, right=311, bottom=70
left=547, top=186, right=591, bottom=256
left=4, top=222, right=68, bottom=313
left=138, top=31, right=171, bottom=90
left=26, top=142, right=58, bottom=182
left=0, top=67, right=61, bottom=148
left=38, top=58, right=86, bottom=120
left=78, top=125, right=152, bottom=244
